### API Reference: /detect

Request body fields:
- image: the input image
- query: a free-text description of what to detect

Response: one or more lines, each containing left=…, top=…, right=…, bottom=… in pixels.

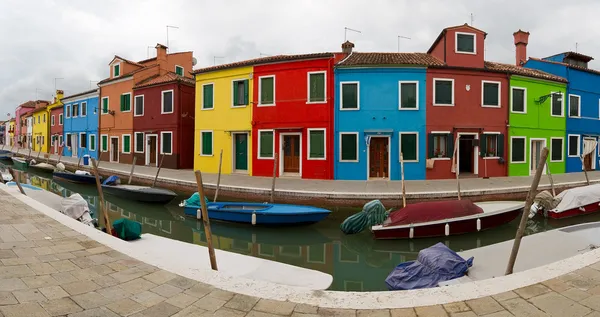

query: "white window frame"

left=258, top=75, right=276, bottom=107
left=65, top=133, right=70, bottom=147
left=201, top=83, right=214, bottom=110
left=307, top=128, right=326, bottom=160
left=81, top=102, right=87, bottom=117
left=510, top=87, right=527, bottom=114
left=59, top=114, right=63, bottom=125
left=231, top=79, right=248, bottom=108
left=160, top=131, right=173, bottom=155
left=66, top=105, right=71, bottom=118
left=72, top=103, right=79, bottom=118
left=121, top=134, right=131, bottom=154
left=398, top=81, right=419, bottom=110
left=550, top=91, right=564, bottom=117
left=79, top=132, right=87, bottom=149
left=510, top=136, right=527, bottom=163
left=113, top=63, right=121, bottom=77
left=51, top=115, right=55, bottom=127
left=568, top=94, right=581, bottom=118
left=481, top=132, right=501, bottom=159
left=160, top=90, right=174, bottom=114
left=134, top=132, right=145, bottom=153
left=121, top=93, right=132, bottom=113
left=481, top=80, right=501, bottom=108
left=399, top=132, right=419, bottom=163
left=89, top=134, right=96, bottom=151
left=339, top=132, right=359, bottom=163
left=433, top=78, right=455, bottom=106
left=307, top=71, right=327, bottom=104
left=339, top=81, right=360, bottom=111
left=101, top=97, right=109, bottom=115
left=101, top=134, right=108, bottom=152
left=200, top=130, right=214, bottom=156
left=455, top=32, right=476, bottom=54
left=568, top=134, right=581, bottom=157
left=175, top=65, right=184, bottom=76
left=257, top=129, right=275, bottom=159
left=134, top=95, right=144, bottom=117
left=550, top=137, right=564, bottom=162
left=59, top=135, right=63, bottom=146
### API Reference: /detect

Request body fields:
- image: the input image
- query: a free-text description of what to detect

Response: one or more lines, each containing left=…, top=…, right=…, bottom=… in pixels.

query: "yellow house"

left=8, top=119, right=15, bottom=147
left=32, top=90, right=63, bottom=153
left=193, top=65, right=253, bottom=175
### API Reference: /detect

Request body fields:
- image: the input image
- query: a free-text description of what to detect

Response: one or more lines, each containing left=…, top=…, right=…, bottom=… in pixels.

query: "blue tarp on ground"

left=385, top=242, right=474, bottom=290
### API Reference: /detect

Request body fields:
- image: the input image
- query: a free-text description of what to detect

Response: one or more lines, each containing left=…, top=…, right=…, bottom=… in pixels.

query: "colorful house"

left=98, top=44, right=193, bottom=164
left=132, top=73, right=195, bottom=169
left=61, top=89, right=99, bottom=159
left=49, top=105, right=63, bottom=155
left=31, top=106, right=48, bottom=153
left=525, top=50, right=600, bottom=173
left=6, top=119, right=14, bottom=147
left=334, top=49, right=435, bottom=180
left=15, top=101, right=45, bottom=148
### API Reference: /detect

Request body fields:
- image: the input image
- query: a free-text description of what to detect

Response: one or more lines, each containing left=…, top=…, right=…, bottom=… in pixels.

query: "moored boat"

left=371, top=200, right=525, bottom=239
left=10, top=157, right=29, bottom=169
left=28, top=162, right=55, bottom=174
left=101, top=176, right=176, bottom=204
left=53, top=170, right=101, bottom=184
left=530, top=184, right=600, bottom=219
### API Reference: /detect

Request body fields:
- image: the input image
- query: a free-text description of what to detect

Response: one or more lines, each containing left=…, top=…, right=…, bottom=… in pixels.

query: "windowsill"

left=306, top=101, right=327, bottom=105
left=510, top=110, right=527, bottom=114
left=568, top=115, right=581, bottom=118
left=483, top=156, right=499, bottom=160
left=307, top=157, right=326, bottom=161
left=201, top=108, right=214, bottom=111
left=258, top=103, right=275, bottom=107
left=339, top=159, right=359, bottom=163
left=160, top=152, right=173, bottom=155
left=430, top=157, right=451, bottom=160
left=550, top=160, right=564, bottom=163
left=401, top=160, right=419, bottom=163
left=482, top=105, right=501, bottom=108
left=161, top=111, right=174, bottom=115
left=231, top=105, right=248, bottom=108
left=257, top=156, right=274, bottom=160
left=550, top=114, right=564, bottom=117
left=121, top=152, right=131, bottom=154
left=455, top=50, right=476, bottom=55
left=200, top=154, right=214, bottom=157
left=511, top=161, right=526, bottom=164
left=121, top=110, right=131, bottom=113
left=399, top=107, right=419, bottom=111
left=340, top=108, right=360, bottom=111
left=433, top=104, right=454, bottom=107
left=568, top=155, right=580, bottom=158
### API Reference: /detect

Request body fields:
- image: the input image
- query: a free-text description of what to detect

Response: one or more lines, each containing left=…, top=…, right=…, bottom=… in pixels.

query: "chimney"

left=54, top=90, right=64, bottom=103
left=156, top=43, right=168, bottom=74
left=342, top=41, right=354, bottom=54
left=513, top=29, right=530, bottom=66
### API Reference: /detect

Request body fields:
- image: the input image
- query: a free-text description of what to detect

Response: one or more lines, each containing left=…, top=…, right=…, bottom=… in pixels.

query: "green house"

left=508, top=75, right=568, bottom=176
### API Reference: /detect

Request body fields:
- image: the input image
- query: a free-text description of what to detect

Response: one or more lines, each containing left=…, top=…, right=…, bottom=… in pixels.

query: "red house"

left=252, top=53, right=345, bottom=179
left=49, top=105, right=63, bottom=155
left=132, top=73, right=195, bottom=169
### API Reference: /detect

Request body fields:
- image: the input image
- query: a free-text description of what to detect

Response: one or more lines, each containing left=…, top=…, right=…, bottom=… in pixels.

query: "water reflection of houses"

left=105, top=200, right=173, bottom=235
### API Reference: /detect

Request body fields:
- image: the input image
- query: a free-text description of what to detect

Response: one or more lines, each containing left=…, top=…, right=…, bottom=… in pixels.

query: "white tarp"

left=75, top=170, right=91, bottom=176
left=581, top=139, right=598, bottom=161
left=60, top=194, right=94, bottom=226
left=551, top=183, right=600, bottom=213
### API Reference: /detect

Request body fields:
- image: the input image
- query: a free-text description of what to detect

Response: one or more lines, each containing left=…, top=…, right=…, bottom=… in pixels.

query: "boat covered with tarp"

left=53, top=169, right=101, bottom=184
left=60, top=193, right=96, bottom=227
left=531, top=184, right=600, bottom=219
left=101, top=175, right=177, bottom=204
left=28, top=161, right=55, bottom=174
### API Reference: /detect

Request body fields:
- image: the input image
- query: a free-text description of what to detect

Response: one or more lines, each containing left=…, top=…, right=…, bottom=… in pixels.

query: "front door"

left=530, top=139, right=545, bottom=174
left=234, top=133, right=248, bottom=171
left=71, top=134, right=78, bottom=157
left=110, top=137, right=119, bottom=162
left=146, top=135, right=157, bottom=166
left=459, top=135, right=475, bottom=174
left=369, top=137, right=389, bottom=178
left=283, top=134, right=300, bottom=174
left=584, top=153, right=593, bottom=171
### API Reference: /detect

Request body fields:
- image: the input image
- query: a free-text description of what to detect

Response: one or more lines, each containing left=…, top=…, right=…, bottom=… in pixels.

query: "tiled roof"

left=191, top=53, right=334, bottom=75
left=97, top=64, right=159, bottom=86
left=32, top=106, right=48, bottom=113
left=137, top=51, right=193, bottom=64
left=484, top=61, right=568, bottom=83
left=134, top=72, right=195, bottom=89
left=61, top=89, right=99, bottom=101
left=337, top=52, right=445, bottom=66
left=529, top=57, right=600, bottom=76
left=114, top=55, right=145, bottom=67
left=18, top=101, right=36, bottom=108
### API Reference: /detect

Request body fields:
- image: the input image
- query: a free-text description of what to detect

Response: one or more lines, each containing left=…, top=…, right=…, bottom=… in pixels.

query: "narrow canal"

left=5, top=162, right=600, bottom=291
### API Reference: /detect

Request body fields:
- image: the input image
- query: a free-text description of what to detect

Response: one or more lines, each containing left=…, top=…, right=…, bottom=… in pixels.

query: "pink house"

left=14, top=100, right=48, bottom=147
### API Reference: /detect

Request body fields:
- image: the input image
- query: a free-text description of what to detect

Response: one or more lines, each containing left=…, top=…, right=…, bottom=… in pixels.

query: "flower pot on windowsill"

left=437, top=154, right=443, bottom=158
left=487, top=153, right=495, bottom=157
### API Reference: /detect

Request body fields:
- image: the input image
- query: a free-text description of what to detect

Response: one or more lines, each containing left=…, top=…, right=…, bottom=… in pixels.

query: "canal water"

left=5, top=162, right=600, bottom=291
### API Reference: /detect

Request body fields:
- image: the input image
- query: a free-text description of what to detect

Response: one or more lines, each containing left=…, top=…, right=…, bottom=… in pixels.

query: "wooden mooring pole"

left=582, top=157, right=591, bottom=185
left=36, top=148, right=42, bottom=161
left=270, top=153, right=278, bottom=203
left=213, top=150, right=223, bottom=202
left=400, top=152, right=406, bottom=208
left=546, top=157, right=556, bottom=197
left=195, top=170, right=218, bottom=271
left=152, top=154, right=165, bottom=188
left=8, top=168, right=26, bottom=195
left=57, top=147, right=64, bottom=164
left=128, top=157, right=137, bottom=185
left=91, top=158, right=112, bottom=235
left=506, top=147, right=548, bottom=275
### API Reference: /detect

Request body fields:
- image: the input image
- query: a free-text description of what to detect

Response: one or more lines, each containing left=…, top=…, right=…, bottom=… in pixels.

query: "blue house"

left=61, top=89, right=100, bottom=160
left=333, top=51, right=439, bottom=180
left=525, top=51, right=600, bottom=173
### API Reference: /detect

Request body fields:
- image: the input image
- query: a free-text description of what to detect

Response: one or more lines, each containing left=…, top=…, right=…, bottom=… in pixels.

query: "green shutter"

left=342, top=83, right=358, bottom=109
left=124, top=136, right=130, bottom=152
left=259, top=131, right=274, bottom=157
left=447, top=133, right=454, bottom=157
left=341, top=134, right=357, bottom=161
left=479, top=135, right=487, bottom=157
left=203, top=85, right=213, bottom=109
left=497, top=134, right=504, bottom=158
left=202, top=132, right=213, bottom=155
left=260, top=77, right=274, bottom=104
left=427, top=133, right=434, bottom=158
left=483, top=83, right=499, bottom=106
left=400, top=83, right=417, bottom=109
left=233, top=81, right=239, bottom=106
left=309, top=130, right=325, bottom=159
left=435, top=81, right=453, bottom=105
left=102, top=136, right=107, bottom=151
left=125, top=95, right=131, bottom=111
left=401, top=133, right=417, bottom=161
left=243, top=80, right=249, bottom=105
left=512, top=138, right=525, bottom=162
left=176, top=66, right=183, bottom=76
left=120, top=95, right=125, bottom=111
left=102, top=98, right=108, bottom=113
left=310, top=73, right=325, bottom=102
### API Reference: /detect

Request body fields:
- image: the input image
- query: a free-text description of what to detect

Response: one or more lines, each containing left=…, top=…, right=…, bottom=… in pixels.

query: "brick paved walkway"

left=3, top=191, right=600, bottom=316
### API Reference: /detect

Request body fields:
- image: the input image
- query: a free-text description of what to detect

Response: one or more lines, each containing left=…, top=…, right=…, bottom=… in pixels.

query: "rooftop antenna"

left=344, top=27, right=361, bottom=42
left=147, top=46, right=154, bottom=58
left=576, top=42, right=579, bottom=53
left=213, top=56, right=225, bottom=66
left=470, top=13, right=475, bottom=26
left=397, top=35, right=411, bottom=53
left=166, top=25, right=179, bottom=52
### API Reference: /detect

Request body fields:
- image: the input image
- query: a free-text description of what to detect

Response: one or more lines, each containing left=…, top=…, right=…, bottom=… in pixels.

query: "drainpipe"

left=329, top=57, right=334, bottom=179
left=505, top=71, right=511, bottom=177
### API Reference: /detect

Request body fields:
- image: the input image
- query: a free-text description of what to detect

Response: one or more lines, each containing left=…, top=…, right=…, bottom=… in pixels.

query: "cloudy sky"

left=0, top=0, right=598, bottom=118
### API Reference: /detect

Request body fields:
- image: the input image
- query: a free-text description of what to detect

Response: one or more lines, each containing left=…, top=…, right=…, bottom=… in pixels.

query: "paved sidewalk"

left=3, top=190, right=600, bottom=316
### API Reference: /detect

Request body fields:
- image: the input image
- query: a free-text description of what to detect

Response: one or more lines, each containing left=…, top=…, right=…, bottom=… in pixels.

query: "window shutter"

left=479, top=135, right=487, bottom=157
left=120, top=95, right=124, bottom=111
left=447, top=133, right=454, bottom=157
left=497, top=134, right=505, bottom=158
left=124, top=136, right=130, bottom=152
left=243, top=80, right=249, bottom=105
left=203, top=85, right=213, bottom=108
left=233, top=82, right=239, bottom=106
left=427, top=133, right=434, bottom=158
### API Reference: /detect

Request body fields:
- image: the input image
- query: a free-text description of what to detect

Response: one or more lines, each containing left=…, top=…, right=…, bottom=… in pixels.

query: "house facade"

left=61, top=89, right=99, bottom=159
left=31, top=105, right=49, bottom=153
left=132, top=73, right=195, bottom=169
left=49, top=105, right=63, bottom=155
left=15, top=101, right=42, bottom=148
left=7, top=119, right=14, bottom=147
left=333, top=51, right=435, bottom=180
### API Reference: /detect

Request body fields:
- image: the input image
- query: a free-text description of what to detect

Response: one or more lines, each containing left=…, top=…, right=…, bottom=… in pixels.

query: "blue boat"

left=182, top=200, right=331, bottom=225
left=53, top=171, right=101, bottom=184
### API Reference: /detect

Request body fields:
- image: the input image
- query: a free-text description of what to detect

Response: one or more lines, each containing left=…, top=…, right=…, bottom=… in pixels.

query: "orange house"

left=98, top=44, right=193, bottom=164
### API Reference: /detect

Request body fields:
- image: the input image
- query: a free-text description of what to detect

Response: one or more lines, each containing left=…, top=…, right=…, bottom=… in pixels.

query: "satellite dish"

left=192, top=57, right=197, bottom=66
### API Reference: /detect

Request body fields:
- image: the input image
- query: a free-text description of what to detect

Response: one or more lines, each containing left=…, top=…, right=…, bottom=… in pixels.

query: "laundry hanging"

left=580, top=138, right=598, bottom=162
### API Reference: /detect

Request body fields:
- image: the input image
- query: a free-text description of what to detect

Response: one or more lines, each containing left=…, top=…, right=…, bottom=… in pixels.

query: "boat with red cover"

left=371, top=200, right=524, bottom=239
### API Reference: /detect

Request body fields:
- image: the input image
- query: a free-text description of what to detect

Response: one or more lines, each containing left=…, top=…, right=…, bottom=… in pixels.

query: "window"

left=511, top=137, right=526, bottom=163
left=340, top=82, right=359, bottom=110
left=51, top=115, right=55, bottom=126
left=399, top=132, right=418, bottom=162
left=122, top=135, right=131, bottom=153
left=232, top=80, right=249, bottom=106
left=113, top=64, right=120, bottom=77
left=202, top=84, right=214, bottom=110
left=161, top=132, right=172, bottom=155
left=511, top=87, right=526, bottom=113
left=80, top=133, right=87, bottom=148
left=81, top=102, right=87, bottom=117
left=175, top=65, right=184, bottom=76
left=551, top=138, right=564, bottom=162
left=569, top=94, right=581, bottom=117
left=134, top=132, right=144, bottom=153
left=200, top=131, right=213, bottom=156
left=340, top=133, right=358, bottom=162
left=59, top=135, right=63, bottom=146
left=551, top=92, right=563, bottom=116
left=258, top=130, right=274, bottom=159
left=43, top=114, right=46, bottom=123
left=72, top=104, right=79, bottom=117
left=308, top=129, right=325, bottom=160
left=480, top=133, right=504, bottom=158
left=259, top=76, right=275, bottom=106
left=66, top=105, right=71, bottom=118
left=429, top=133, right=451, bottom=158
left=120, top=93, right=131, bottom=112
left=89, top=134, right=96, bottom=151
left=456, top=32, right=475, bottom=54
left=65, top=133, right=71, bottom=147
left=433, top=79, right=454, bottom=106
left=308, top=72, right=326, bottom=103
left=482, top=81, right=500, bottom=107
left=568, top=134, right=580, bottom=157
left=399, top=81, right=418, bottom=110
left=134, top=95, right=144, bottom=116
left=162, top=90, right=174, bottom=113
left=101, top=97, right=109, bottom=114
left=101, top=135, right=108, bottom=152
left=59, top=114, right=63, bottom=125
left=37, top=115, right=40, bottom=124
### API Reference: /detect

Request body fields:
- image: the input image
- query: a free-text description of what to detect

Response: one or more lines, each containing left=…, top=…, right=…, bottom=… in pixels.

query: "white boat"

left=530, top=184, right=600, bottom=219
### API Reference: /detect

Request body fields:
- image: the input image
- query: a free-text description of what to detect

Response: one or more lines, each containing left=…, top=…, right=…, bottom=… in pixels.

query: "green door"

left=235, top=133, right=248, bottom=171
